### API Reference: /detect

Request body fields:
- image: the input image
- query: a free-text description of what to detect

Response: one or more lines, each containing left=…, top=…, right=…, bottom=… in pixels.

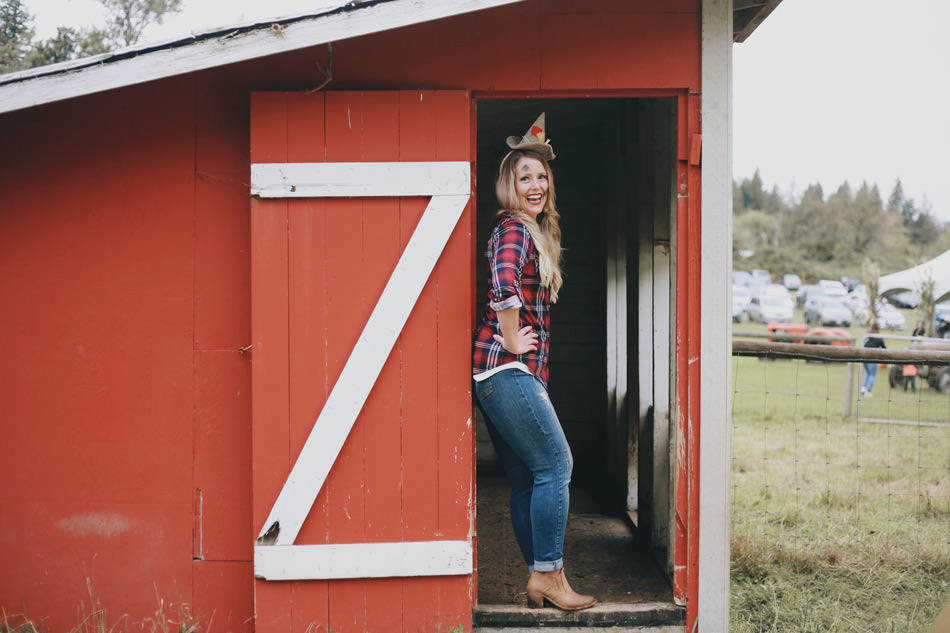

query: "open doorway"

left=473, top=97, right=679, bottom=615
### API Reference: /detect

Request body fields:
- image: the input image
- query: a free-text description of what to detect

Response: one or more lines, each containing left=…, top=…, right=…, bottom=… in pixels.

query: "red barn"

left=0, top=1, right=779, bottom=630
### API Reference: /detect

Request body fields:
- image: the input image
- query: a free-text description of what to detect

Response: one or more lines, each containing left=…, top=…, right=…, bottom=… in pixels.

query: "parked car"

left=804, top=297, right=852, bottom=327
left=854, top=300, right=905, bottom=329
left=732, top=284, right=751, bottom=322
left=875, top=301, right=906, bottom=330
left=782, top=273, right=802, bottom=291
left=887, top=290, right=921, bottom=309
left=747, top=292, right=794, bottom=323
left=751, top=269, right=771, bottom=284
left=797, top=284, right=821, bottom=308
left=818, top=279, right=847, bottom=297
left=732, top=270, right=752, bottom=287
left=763, top=283, right=793, bottom=300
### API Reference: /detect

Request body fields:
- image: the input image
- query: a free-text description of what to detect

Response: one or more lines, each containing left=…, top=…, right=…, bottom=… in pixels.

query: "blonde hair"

left=495, top=150, right=563, bottom=301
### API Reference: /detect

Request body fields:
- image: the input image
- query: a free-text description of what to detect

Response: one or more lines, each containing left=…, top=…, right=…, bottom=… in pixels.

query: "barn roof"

left=0, top=0, right=781, bottom=115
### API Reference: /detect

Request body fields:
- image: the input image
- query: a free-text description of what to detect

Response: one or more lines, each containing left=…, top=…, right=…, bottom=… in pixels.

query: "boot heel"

left=526, top=589, right=544, bottom=608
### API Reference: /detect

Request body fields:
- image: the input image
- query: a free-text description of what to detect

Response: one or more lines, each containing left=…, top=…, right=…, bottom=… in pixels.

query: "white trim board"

left=252, top=162, right=471, bottom=198
left=698, top=0, right=733, bottom=630
left=255, top=541, right=473, bottom=580
left=251, top=160, right=471, bottom=580
left=0, top=0, right=525, bottom=115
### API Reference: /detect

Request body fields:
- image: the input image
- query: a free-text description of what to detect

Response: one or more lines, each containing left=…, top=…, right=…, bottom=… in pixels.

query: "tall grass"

left=1, top=580, right=213, bottom=633
left=731, top=308, right=950, bottom=631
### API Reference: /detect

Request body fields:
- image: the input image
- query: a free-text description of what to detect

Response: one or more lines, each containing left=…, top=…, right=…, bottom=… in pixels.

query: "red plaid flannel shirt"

left=472, top=215, right=551, bottom=386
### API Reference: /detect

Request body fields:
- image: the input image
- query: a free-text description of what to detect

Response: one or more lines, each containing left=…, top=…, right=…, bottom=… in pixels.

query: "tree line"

left=0, top=0, right=180, bottom=73
left=733, top=171, right=950, bottom=283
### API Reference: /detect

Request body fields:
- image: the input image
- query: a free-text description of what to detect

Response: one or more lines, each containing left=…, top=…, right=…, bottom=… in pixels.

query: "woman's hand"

left=494, top=326, right=538, bottom=355
left=494, top=308, right=537, bottom=354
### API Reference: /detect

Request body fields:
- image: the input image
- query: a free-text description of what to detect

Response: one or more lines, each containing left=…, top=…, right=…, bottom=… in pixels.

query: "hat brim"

left=505, top=137, right=555, bottom=161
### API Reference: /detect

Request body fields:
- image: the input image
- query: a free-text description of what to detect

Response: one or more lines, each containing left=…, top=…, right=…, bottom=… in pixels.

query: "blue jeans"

left=475, top=369, right=573, bottom=572
left=862, top=363, right=879, bottom=392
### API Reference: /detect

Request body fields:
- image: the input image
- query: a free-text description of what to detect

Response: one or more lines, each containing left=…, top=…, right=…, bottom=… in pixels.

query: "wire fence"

left=731, top=336, right=950, bottom=564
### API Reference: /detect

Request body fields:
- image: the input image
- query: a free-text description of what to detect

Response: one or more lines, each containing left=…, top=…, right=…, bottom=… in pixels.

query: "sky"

left=21, top=0, right=950, bottom=222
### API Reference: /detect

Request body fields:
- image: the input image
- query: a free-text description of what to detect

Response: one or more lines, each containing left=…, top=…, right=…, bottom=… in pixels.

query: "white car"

left=875, top=301, right=906, bottom=330
left=747, top=292, right=794, bottom=323
left=818, top=279, right=847, bottom=298
left=733, top=285, right=752, bottom=322
left=805, top=297, right=852, bottom=327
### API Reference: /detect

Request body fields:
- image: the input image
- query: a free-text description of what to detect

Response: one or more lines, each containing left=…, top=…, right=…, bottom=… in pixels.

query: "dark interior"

left=473, top=98, right=680, bottom=619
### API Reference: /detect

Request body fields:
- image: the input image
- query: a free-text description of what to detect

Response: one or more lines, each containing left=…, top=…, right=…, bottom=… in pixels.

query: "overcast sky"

left=22, top=0, right=950, bottom=222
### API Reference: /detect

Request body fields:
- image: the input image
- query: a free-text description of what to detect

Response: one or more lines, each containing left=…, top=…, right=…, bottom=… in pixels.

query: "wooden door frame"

left=470, top=90, right=697, bottom=605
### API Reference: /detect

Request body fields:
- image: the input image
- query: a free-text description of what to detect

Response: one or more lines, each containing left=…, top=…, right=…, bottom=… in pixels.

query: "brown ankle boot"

left=526, top=569, right=597, bottom=611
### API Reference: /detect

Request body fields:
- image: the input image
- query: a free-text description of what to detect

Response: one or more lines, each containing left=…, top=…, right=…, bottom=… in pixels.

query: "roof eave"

left=0, top=0, right=525, bottom=115
left=733, top=0, right=783, bottom=43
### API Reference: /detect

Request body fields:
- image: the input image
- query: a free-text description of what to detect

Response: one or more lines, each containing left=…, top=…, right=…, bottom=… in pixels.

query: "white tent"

left=879, top=249, right=950, bottom=303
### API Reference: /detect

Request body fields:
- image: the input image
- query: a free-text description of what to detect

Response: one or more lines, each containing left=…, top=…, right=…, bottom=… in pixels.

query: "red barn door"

left=249, top=91, right=474, bottom=632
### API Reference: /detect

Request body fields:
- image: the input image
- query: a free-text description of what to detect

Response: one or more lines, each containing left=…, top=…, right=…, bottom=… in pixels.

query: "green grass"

left=731, top=305, right=950, bottom=632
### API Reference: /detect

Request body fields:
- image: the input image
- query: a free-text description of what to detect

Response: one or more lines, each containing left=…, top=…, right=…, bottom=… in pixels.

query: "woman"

left=472, top=114, right=596, bottom=612
left=861, top=321, right=886, bottom=396
left=912, top=320, right=926, bottom=337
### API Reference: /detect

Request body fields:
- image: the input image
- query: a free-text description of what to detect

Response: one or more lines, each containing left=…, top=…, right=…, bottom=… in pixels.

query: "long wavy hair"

left=495, top=150, right=563, bottom=301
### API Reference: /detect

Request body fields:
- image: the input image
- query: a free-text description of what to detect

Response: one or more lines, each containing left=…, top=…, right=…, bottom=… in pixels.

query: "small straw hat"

left=506, top=113, right=555, bottom=161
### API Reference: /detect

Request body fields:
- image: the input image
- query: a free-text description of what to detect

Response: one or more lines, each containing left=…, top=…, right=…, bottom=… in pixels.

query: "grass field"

left=731, top=305, right=950, bottom=632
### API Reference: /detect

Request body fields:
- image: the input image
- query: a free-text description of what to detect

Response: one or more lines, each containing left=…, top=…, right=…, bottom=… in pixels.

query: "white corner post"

left=699, top=0, right=733, bottom=631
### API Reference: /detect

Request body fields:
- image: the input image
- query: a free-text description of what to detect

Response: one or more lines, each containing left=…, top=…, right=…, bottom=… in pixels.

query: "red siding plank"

left=434, top=91, right=475, bottom=630
left=192, top=561, right=254, bottom=633
left=194, top=350, right=252, bottom=561
left=250, top=92, right=288, bottom=164
left=359, top=91, right=407, bottom=633
left=250, top=92, right=292, bottom=631
left=398, top=92, right=440, bottom=545
left=321, top=92, right=370, bottom=626
left=282, top=93, right=335, bottom=631
left=398, top=89, right=453, bottom=627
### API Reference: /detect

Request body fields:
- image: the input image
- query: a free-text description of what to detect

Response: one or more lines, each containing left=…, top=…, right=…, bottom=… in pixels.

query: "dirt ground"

left=475, top=471, right=675, bottom=607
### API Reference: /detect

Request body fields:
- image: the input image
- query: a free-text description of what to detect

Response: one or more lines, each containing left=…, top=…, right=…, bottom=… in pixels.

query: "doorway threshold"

left=474, top=601, right=685, bottom=629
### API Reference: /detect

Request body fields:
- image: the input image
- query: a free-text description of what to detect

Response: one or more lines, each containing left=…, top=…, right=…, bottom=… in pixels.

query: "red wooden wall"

left=0, top=0, right=702, bottom=630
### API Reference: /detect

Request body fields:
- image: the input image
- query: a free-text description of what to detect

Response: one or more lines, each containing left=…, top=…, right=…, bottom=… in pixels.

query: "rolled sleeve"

left=490, top=294, right=524, bottom=312
left=488, top=219, right=531, bottom=311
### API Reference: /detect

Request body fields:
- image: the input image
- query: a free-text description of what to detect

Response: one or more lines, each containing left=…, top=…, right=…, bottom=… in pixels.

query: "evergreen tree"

left=848, top=181, right=886, bottom=255
left=740, top=170, right=767, bottom=212
left=0, top=0, right=34, bottom=73
left=886, top=179, right=905, bottom=216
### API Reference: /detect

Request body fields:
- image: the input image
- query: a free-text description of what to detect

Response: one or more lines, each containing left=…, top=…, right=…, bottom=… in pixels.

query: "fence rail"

left=733, top=339, right=950, bottom=364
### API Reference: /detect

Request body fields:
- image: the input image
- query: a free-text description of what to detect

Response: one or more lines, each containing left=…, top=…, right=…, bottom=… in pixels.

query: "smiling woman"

left=472, top=114, right=598, bottom=612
